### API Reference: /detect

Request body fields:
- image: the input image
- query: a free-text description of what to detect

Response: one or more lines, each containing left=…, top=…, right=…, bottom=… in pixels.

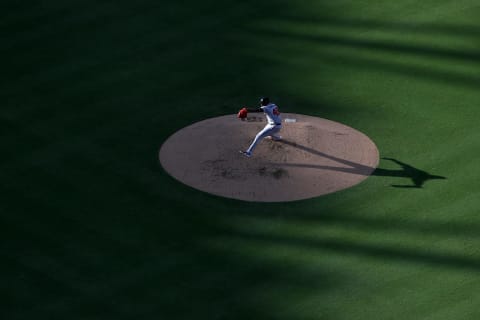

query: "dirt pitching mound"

left=159, top=113, right=379, bottom=202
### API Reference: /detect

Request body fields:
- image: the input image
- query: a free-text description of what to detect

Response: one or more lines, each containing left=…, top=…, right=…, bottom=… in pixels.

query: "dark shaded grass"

left=2, top=1, right=480, bottom=319
left=1, top=2, right=337, bottom=319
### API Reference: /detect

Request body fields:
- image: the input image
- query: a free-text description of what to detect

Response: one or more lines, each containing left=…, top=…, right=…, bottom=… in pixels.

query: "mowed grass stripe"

left=3, top=15, right=167, bottom=99
left=2, top=197, right=128, bottom=318
left=2, top=186, right=202, bottom=318
left=227, top=221, right=480, bottom=272
left=0, top=0, right=88, bottom=30
left=345, top=273, right=480, bottom=320
left=238, top=25, right=480, bottom=92
left=252, top=19, right=480, bottom=63
left=209, top=210, right=480, bottom=318
left=1, top=1, right=160, bottom=53
left=3, top=4, right=242, bottom=126
left=2, top=1, right=220, bottom=108
left=0, top=105, right=165, bottom=176
left=204, top=230, right=479, bottom=320
left=1, top=144, right=163, bottom=214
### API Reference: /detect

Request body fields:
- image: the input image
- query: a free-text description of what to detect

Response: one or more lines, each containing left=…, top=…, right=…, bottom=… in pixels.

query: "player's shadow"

left=278, top=140, right=446, bottom=188
left=376, top=157, right=446, bottom=188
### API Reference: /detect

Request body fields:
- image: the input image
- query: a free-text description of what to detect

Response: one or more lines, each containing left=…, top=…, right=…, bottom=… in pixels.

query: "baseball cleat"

left=239, top=150, right=252, bottom=157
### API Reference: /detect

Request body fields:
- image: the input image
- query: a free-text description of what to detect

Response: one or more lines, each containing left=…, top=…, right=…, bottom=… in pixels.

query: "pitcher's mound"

left=160, top=113, right=379, bottom=202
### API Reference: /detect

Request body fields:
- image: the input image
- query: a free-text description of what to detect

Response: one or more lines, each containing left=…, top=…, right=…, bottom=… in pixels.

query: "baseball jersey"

left=261, top=103, right=282, bottom=125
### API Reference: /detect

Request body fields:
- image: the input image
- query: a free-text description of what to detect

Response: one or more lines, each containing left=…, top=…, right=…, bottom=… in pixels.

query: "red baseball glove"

left=237, top=107, right=248, bottom=119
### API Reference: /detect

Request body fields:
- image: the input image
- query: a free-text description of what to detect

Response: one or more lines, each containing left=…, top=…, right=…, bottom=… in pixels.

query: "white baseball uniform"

left=245, top=103, right=282, bottom=154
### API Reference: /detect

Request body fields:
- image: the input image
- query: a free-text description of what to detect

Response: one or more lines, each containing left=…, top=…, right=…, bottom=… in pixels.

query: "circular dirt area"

left=160, top=113, right=379, bottom=202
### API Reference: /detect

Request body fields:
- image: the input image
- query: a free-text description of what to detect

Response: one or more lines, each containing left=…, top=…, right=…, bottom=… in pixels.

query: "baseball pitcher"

left=238, top=97, right=282, bottom=157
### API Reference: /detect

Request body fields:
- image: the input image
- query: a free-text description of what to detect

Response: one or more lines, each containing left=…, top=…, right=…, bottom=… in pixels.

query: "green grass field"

left=2, top=1, right=480, bottom=319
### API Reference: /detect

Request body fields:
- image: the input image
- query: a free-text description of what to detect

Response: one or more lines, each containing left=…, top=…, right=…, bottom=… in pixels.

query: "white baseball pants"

left=246, top=124, right=282, bottom=154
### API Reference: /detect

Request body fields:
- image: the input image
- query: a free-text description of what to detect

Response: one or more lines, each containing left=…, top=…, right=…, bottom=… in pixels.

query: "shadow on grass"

left=229, top=229, right=480, bottom=272
left=281, top=15, right=480, bottom=38
left=2, top=2, right=348, bottom=320
left=248, top=19, right=480, bottom=89
left=379, top=157, right=446, bottom=188
left=278, top=140, right=446, bottom=188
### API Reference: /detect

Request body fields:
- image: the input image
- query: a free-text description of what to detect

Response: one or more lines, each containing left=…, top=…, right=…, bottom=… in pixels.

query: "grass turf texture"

left=2, top=0, right=480, bottom=319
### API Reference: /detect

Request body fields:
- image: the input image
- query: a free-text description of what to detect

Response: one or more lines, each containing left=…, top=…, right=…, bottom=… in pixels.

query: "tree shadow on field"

left=229, top=229, right=480, bottom=272
left=283, top=16, right=480, bottom=38
left=278, top=140, right=446, bottom=188
left=248, top=16, right=480, bottom=89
